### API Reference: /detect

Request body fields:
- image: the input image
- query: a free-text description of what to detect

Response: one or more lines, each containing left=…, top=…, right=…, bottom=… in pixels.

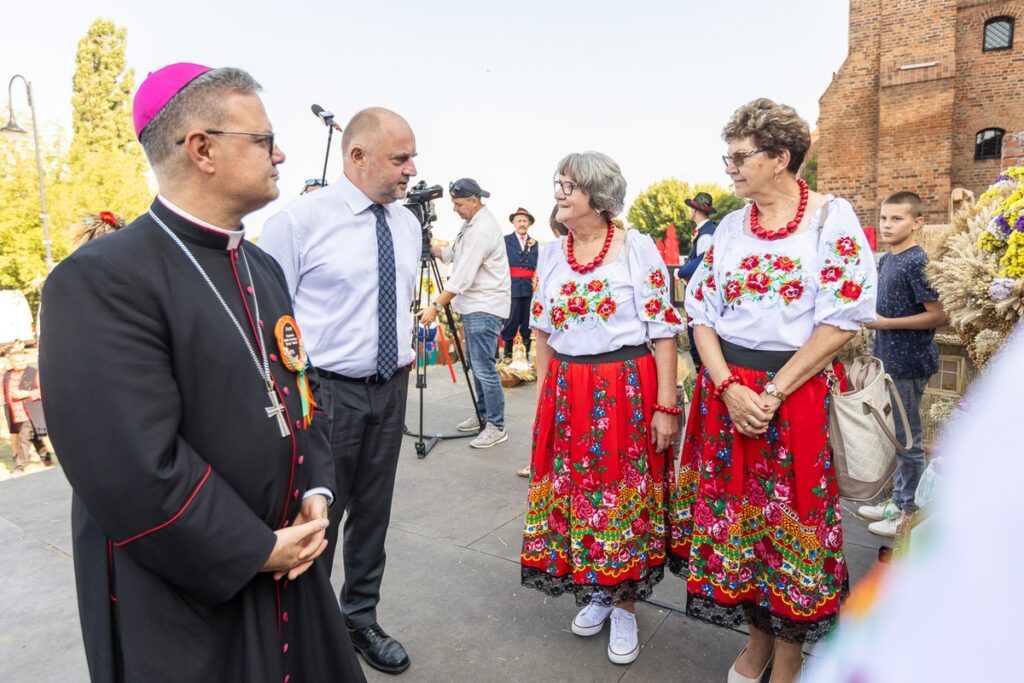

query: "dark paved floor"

left=0, top=366, right=883, bottom=682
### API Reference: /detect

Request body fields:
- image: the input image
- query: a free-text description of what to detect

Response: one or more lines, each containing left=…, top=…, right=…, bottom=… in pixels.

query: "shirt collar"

left=337, top=172, right=391, bottom=218
left=694, top=217, right=710, bottom=231
left=156, top=195, right=246, bottom=250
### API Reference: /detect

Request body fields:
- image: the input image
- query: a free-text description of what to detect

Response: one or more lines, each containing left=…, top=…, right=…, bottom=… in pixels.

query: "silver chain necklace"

left=149, top=210, right=290, bottom=437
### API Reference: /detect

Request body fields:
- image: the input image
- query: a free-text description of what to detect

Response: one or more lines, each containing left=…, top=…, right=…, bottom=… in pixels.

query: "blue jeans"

left=891, top=376, right=928, bottom=513
left=462, top=312, right=506, bottom=429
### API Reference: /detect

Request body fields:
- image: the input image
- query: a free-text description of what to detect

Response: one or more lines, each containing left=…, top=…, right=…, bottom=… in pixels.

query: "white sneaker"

left=456, top=415, right=482, bottom=433
left=857, top=498, right=898, bottom=522
left=867, top=511, right=905, bottom=538
left=571, top=601, right=613, bottom=636
left=469, top=423, right=508, bottom=449
left=606, top=608, right=639, bottom=664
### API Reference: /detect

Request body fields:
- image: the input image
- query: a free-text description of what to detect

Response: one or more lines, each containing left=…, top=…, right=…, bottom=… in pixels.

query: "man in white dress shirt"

left=260, top=107, right=419, bottom=675
left=418, top=178, right=511, bottom=449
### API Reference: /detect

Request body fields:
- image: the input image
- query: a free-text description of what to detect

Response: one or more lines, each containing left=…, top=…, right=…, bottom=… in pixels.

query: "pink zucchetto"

left=132, top=62, right=212, bottom=139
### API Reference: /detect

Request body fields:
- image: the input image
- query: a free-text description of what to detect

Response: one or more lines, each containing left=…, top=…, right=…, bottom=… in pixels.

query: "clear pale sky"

left=2, top=1, right=849, bottom=241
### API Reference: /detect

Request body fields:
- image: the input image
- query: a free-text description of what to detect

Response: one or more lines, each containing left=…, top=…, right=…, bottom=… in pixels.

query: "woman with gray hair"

left=520, top=151, right=684, bottom=664
left=671, top=99, right=877, bottom=683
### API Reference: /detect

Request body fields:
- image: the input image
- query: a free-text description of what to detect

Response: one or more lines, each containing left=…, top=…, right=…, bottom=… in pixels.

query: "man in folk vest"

left=500, top=207, right=539, bottom=361
left=677, top=192, right=718, bottom=369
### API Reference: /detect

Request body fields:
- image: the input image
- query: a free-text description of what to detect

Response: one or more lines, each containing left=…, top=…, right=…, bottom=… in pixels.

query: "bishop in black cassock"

left=39, top=63, right=365, bottom=682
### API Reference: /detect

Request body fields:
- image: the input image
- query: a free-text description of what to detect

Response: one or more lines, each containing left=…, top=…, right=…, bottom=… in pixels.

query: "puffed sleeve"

left=684, top=227, right=725, bottom=329
left=529, top=240, right=559, bottom=334
left=627, top=231, right=685, bottom=339
left=814, top=198, right=878, bottom=330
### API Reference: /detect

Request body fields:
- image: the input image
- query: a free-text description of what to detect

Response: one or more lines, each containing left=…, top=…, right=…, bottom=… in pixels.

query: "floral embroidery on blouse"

left=639, top=268, right=681, bottom=324
left=819, top=236, right=869, bottom=302
left=721, top=252, right=808, bottom=307
left=545, top=278, right=617, bottom=330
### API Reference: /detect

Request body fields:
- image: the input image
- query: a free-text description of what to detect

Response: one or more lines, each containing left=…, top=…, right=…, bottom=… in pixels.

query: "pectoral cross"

left=266, top=389, right=291, bottom=438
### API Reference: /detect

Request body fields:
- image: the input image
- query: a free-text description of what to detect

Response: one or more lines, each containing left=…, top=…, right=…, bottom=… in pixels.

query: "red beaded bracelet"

left=653, top=403, right=682, bottom=416
left=713, top=374, right=743, bottom=401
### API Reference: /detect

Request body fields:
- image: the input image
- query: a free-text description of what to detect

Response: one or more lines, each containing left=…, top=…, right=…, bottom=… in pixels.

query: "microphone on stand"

left=311, top=104, right=343, bottom=132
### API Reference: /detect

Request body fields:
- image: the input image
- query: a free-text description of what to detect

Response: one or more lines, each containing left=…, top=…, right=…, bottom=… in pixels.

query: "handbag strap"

left=860, top=375, right=913, bottom=452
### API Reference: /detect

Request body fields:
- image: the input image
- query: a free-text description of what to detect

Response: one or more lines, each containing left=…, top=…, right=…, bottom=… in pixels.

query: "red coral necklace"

left=567, top=221, right=615, bottom=274
left=750, top=178, right=809, bottom=240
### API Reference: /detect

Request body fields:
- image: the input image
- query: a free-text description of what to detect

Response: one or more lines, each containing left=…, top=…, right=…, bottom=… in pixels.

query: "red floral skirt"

left=669, top=364, right=849, bottom=643
left=520, top=352, right=675, bottom=605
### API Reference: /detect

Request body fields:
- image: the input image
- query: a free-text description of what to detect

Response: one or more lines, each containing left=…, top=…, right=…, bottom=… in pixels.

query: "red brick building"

left=817, top=0, right=1024, bottom=225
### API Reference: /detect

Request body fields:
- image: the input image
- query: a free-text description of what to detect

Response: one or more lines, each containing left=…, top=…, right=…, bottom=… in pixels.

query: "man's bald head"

left=341, top=107, right=417, bottom=205
left=341, top=107, right=410, bottom=155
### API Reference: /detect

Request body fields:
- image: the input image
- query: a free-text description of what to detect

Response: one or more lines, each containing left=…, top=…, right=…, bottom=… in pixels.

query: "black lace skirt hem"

left=521, top=565, right=665, bottom=607
left=685, top=593, right=838, bottom=645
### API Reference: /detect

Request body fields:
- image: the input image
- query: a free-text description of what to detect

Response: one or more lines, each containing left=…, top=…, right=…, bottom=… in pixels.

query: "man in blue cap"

left=419, top=178, right=511, bottom=448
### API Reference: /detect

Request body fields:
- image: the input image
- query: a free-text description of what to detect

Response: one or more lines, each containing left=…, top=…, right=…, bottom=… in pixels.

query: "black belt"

left=554, top=344, right=651, bottom=365
left=319, top=365, right=408, bottom=384
left=719, top=339, right=795, bottom=373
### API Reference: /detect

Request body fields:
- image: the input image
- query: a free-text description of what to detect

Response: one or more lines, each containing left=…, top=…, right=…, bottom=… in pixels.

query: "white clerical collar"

left=156, top=195, right=247, bottom=250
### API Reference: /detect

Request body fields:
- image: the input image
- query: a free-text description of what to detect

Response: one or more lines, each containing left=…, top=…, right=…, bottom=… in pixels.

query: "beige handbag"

left=827, top=356, right=912, bottom=501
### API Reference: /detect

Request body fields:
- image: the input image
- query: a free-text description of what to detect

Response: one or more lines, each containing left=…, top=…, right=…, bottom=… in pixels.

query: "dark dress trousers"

left=677, top=219, right=717, bottom=367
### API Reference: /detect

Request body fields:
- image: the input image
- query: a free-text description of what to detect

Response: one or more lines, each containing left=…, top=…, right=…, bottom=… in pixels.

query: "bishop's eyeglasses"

left=175, top=130, right=276, bottom=156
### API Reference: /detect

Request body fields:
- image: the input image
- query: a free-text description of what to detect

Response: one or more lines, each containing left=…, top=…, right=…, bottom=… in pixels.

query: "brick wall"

left=818, top=0, right=1024, bottom=226
left=952, top=2, right=1024, bottom=191
left=1003, top=131, right=1024, bottom=168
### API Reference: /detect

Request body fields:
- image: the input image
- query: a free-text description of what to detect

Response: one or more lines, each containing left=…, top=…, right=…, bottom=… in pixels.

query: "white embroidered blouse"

left=529, top=230, right=684, bottom=355
left=685, top=197, right=877, bottom=351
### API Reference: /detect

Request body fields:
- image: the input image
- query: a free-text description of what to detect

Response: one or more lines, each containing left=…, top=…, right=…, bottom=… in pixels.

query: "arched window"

left=975, top=128, right=1005, bottom=160
left=984, top=17, right=1014, bottom=51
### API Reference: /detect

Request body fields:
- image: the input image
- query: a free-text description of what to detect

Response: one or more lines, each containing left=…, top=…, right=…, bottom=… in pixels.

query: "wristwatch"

left=764, top=382, right=787, bottom=402
left=432, top=301, right=443, bottom=313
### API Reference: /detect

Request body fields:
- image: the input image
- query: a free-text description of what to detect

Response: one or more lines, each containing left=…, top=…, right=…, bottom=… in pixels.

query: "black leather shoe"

left=349, top=623, right=410, bottom=674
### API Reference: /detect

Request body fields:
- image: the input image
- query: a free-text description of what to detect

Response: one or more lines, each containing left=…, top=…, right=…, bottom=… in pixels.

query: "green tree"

left=627, top=179, right=744, bottom=253
left=0, top=120, right=73, bottom=307
left=67, top=18, right=151, bottom=219
left=802, top=158, right=818, bottom=191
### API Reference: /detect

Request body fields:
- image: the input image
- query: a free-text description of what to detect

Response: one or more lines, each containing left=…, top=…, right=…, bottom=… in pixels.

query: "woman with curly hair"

left=671, top=99, right=877, bottom=683
left=520, top=151, right=683, bottom=664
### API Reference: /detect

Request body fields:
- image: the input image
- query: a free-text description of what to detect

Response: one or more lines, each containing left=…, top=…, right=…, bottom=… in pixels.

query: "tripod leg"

left=429, top=257, right=482, bottom=426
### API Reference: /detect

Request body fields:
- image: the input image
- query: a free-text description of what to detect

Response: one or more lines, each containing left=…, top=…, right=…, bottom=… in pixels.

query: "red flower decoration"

left=560, top=281, right=577, bottom=296
left=744, top=271, right=770, bottom=294
left=596, top=296, right=616, bottom=319
left=663, top=306, right=682, bottom=324
left=702, top=246, right=715, bottom=266
left=567, top=295, right=588, bottom=315
left=724, top=280, right=742, bottom=303
left=99, top=211, right=117, bottom=226
left=740, top=255, right=760, bottom=271
left=694, top=285, right=705, bottom=302
left=550, top=306, right=567, bottom=328
left=705, top=274, right=717, bottom=291
left=773, top=256, right=795, bottom=272
left=835, top=236, right=859, bottom=257
left=820, top=265, right=844, bottom=283
left=838, top=280, right=863, bottom=301
left=586, top=279, right=604, bottom=292
left=779, top=279, right=804, bottom=303
left=644, top=298, right=663, bottom=316
left=531, top=301, right=543, bottom=318
left=648, top=270, right=666, bottom=288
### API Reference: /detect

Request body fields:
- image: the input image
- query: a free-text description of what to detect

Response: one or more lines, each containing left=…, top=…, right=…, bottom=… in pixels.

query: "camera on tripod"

left=404, top=180, right=444, bottom=254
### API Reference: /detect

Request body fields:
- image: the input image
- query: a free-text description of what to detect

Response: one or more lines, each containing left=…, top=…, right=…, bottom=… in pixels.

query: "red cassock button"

left=270, top=353, right=279, bottom=362
left=246, top=286, right=254, bottom=295
left=293, top=489, right=299, bottom=500
left=295, top=419, right=302, bottom=429
left=284, top=676, right=290, bottom=683
left=298, top=455, right=305, bottom=465
left=282, top=386, right=290, bottom=396
left=283, top=611, right=289, bottom=623
left=259, top=319, right=265, bottom=328
left=282, top=643, right=289, bottom=654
